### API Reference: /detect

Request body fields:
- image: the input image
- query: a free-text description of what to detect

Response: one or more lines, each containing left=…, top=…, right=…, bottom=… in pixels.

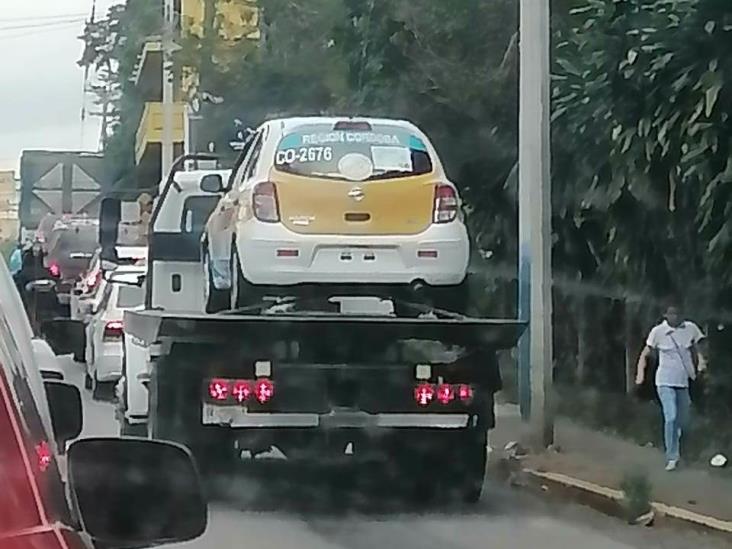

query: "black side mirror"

left=44, top=381, right=82, bottom=452
left=68, top=438, right=207, bottom=547
left=200, top=173, right=224, bottom=193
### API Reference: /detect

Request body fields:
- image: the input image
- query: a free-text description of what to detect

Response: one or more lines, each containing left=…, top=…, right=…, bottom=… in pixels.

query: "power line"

left=0, top=13, right=87, bottom=23
left=0, top=18, right=86, bottom=33
left=0, top=21, right=83, bottom=42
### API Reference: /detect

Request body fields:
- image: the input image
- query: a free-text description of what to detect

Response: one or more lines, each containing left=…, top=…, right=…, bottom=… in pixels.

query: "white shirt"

left=646, top=320, right=705, bottom=388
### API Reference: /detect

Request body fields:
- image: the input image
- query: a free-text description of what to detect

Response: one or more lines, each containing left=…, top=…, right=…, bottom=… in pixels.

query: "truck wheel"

left=447, top=429, right=487, bottom=504
left=203, top=246, right=229, bottom=313
left=92, top=374, right=115, bottom=402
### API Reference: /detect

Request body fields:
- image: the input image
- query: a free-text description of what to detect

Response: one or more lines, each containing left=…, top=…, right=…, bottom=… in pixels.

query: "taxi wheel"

left=204, top=246, right=229, bottom=313
left=230, top=246, right=251, bottom=310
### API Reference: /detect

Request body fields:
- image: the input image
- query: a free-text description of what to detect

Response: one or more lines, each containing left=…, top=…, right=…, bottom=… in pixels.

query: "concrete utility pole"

left=517, top=0, right=554, bottom=448
left=161, top=0, right=176, bottom=181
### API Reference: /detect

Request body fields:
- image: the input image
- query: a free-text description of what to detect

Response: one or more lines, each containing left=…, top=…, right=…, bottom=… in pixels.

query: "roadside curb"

left=524, top=468, right=732, bottom=538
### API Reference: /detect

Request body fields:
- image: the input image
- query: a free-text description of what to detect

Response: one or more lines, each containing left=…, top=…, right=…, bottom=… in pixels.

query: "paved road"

left=59, top=355, right=726, bottom=549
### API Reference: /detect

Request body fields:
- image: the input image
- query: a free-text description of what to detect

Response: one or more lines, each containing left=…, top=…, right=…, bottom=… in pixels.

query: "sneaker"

left=665, top=460, right=678, bottom=471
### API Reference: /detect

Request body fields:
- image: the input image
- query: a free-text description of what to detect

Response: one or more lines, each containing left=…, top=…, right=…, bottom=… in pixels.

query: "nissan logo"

left=348, top=187, right=365, bottom=201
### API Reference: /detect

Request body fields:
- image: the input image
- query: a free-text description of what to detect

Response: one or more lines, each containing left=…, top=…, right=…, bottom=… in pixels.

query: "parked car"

left=0, top=254, right=207, bottom=548
left=202, top=116, right=470, bottom=311
left=84, top=267, right=146, bottom=400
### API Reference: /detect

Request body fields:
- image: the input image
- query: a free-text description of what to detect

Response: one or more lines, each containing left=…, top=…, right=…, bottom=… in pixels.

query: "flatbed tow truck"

left=110, top=154, right=525, bottom=503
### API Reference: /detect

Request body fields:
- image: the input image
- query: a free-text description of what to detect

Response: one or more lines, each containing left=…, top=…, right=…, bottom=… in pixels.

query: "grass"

left=620, top=471, right=653, bottom=523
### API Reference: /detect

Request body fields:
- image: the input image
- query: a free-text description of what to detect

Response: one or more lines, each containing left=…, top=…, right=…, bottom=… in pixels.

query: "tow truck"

left=108, top=152, right=525, bottom=503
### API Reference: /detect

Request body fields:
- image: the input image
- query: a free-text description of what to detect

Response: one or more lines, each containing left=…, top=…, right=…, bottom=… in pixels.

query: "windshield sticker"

left=292, top=131, right=402, bottom=146
left=337, top=153, right=374, bottom=181
left=371, top=146, right=413, bottom=172
left=409, top=135, right=428, bottom=152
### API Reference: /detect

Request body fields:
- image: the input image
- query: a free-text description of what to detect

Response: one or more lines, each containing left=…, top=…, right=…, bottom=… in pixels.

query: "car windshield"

left=274, top=124, right=433, bottom=181
left=5, top=1, right=732, bottom=548
left=116, top=284, right=145, bottom=308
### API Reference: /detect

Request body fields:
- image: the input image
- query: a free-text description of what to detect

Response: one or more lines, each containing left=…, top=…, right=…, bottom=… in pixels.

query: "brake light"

left=253, top=182, right=280, bottom=222
left=436, top=383, right=455, bottom=405
left=49, top=262, right=60, bottom=277
left=232, top=380, right=253, bottom=403
left=417, top=250, right=438, bottom=259
left=104, top=320, right=124, bottom=339
left=35, top=441, right=52, bottom=473
left=254, top=378, right=275, bottom=403
left=433, top=184, right=458, bottom=223
left=457, top=384, right=474, bottom=402
left=414, top=383, right=435, bottom=406
left=208, top=379, right=230, bottom=401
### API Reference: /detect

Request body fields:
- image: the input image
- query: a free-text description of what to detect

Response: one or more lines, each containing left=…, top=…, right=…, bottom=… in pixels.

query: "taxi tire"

left=230, top=246, right=251, bottom=310
left=204, top=246, right=229, bottom=313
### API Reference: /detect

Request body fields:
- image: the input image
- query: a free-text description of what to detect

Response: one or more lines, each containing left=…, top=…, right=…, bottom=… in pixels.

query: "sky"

left=0, top=0, right=119, bottom=173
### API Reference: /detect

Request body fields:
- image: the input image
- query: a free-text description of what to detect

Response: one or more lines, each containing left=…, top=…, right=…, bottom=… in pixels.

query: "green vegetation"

left=80, top=0, right=732, bottom=449
left=620, top=471, right=653, bottom=523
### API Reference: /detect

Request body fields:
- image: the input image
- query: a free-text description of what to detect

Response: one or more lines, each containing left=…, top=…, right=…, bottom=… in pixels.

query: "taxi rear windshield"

left=274, top=123, right=433, bottom=181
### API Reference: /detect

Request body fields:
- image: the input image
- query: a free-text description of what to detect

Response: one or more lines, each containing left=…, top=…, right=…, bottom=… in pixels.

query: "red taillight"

left=276, top=249, right=299, bottom=257
left=433, top=184, right=458, bottom=223
left=49, top=262, right=60, bottom=277
left=35, top=441, right=52, bottom=473
left=436, top=383, right=455, bottom=405
left=104, top=320, right=124, bottom=339
left=232, top=380, right=253, bottom=403
left=414, top=383, right=435, bottom=406
left=254, top=378, right=275, bottom=403
left=208, top=379, right=230, bottom=401
left=457, top=384, right=474, bottom=402
left=253, top=182, right=280, bottom=222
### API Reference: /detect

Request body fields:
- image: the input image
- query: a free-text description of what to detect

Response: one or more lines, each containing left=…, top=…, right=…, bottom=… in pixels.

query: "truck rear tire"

left=394, top=429, right=486, bottom=505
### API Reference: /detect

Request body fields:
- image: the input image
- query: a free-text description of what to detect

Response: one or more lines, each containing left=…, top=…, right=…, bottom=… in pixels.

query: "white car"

left=84, top=267, right=146, bottom=400
left=202, top=116, right=470, bottom=311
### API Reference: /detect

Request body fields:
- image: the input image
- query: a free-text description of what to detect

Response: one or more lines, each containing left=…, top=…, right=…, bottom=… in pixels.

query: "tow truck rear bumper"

left=202, top=406, right=471, bottom=429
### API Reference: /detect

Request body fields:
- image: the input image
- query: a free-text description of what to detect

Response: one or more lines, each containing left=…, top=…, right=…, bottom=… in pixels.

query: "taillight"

left=414, top=383, right=435, bottom=406
left=255, top=378, right=275, bottom=403
left=436, top=383, right=455, bottom=405
left=49, top=262, right=60, bottom=277
left=414, top=383, right=473, bottom=406
left=433, top=184, right=458, bottom=223
left=232, top=380, right=253, bottom=403
left=253, top=182, right=280, bottom=222
left=104, top=320, right=124, bottom=340
left=456, top=384, right=474, bottom=402
left=206, top=377, right=274, bottom=404
left=208, top=379, right=230, bottom=401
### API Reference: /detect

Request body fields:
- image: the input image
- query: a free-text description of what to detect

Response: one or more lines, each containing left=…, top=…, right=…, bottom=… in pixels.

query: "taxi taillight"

left=253, top=182, right=280, bottom=223
left=433, top=184, right=459, bottom=223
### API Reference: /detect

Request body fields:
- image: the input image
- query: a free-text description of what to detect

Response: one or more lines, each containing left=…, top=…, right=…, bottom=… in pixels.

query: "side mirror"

left=68, top=438, right=207, bottom=547
left=25, top=279, right=56, bottom=293
left=44, top=381, right=82, bottom=452
left=200, top=173, right=224, bottom=193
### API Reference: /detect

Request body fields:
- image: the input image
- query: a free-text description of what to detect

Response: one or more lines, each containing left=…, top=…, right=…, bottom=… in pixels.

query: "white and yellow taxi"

left=202, top=117, right=469, bottom=309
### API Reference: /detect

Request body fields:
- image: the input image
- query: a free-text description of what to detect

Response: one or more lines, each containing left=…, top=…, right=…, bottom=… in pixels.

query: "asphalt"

left=58, top=355, right=728, bottom=549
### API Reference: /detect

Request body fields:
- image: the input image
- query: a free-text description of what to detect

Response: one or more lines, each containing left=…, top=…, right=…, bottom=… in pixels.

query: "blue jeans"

left=657, top=386, right=691, bottom=462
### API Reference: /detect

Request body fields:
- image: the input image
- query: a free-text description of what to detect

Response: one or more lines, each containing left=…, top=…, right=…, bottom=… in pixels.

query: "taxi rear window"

left=274, top=123, right=433, bottom=182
